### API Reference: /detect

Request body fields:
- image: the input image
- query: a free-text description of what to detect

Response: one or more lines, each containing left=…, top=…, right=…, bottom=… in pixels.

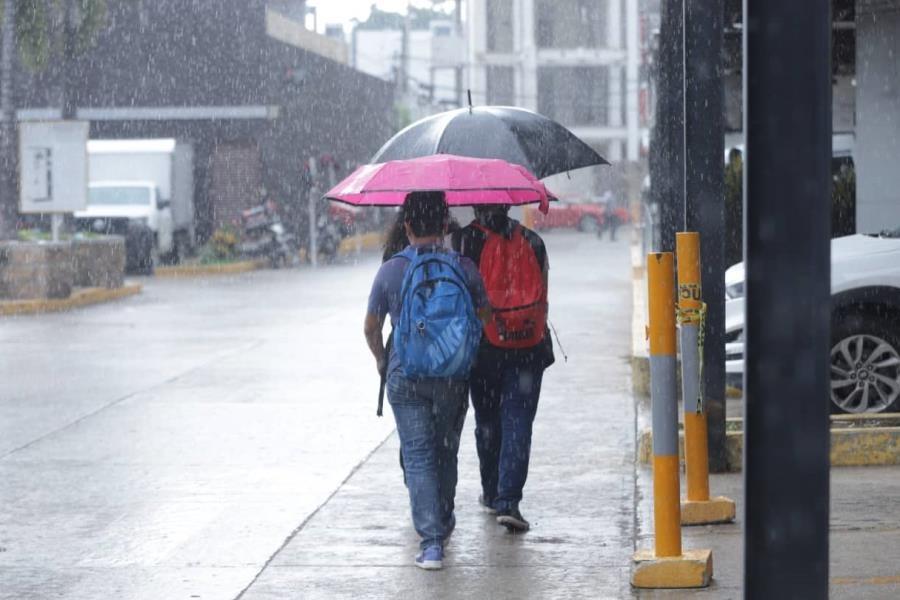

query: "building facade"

left=353, top=16, right=466, bottom=118
left=467, top=0, right=643, bottom=168
left=13, top=0, right=393, bottom=242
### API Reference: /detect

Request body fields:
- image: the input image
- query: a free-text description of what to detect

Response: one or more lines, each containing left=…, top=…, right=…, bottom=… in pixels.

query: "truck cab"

left=75, top=182, right=175, bottom=263
left=75, top=139, right=195, bottom=271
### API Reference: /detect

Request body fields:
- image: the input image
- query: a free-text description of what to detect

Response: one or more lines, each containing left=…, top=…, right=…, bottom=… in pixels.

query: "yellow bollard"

left=632, top=252, right=712, bottom=589
left=676, top=233, right=736, bottom=526
left=647, top=252, right=681, bottom=557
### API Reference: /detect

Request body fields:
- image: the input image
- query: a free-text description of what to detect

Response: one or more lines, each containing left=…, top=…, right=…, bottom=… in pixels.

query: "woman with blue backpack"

left=364, top=191, right=490, bottom=570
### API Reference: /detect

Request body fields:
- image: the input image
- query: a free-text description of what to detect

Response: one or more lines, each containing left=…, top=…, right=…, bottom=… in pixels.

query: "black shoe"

left=496, top=507, right=530, bottom=532
left=478, top=494, right=497, bottom=515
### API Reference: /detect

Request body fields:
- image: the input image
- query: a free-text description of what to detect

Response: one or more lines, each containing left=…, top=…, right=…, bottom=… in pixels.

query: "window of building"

left=536, top=0, right=608, bottom=49
left=537, top=66, right=609, bottom=127
left=486, top=0, right=514, bottom=53
left=486, top=66, right=515, bottom=105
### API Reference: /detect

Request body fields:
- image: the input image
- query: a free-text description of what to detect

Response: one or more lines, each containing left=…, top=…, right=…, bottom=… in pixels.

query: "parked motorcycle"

left=239, top=202, right=297, bottom=268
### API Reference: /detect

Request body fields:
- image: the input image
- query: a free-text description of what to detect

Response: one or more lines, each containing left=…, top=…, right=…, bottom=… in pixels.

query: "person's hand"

left=377, top=356, right=387, bottom=378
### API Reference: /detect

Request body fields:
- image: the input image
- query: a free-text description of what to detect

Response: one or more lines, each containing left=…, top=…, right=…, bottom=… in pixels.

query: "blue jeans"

left=387, top=374, right=468, bottom=550
left=470, top=362, right=544, bottom=512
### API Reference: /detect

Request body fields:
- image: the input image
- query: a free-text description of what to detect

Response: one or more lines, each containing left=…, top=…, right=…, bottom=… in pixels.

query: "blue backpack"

left=393, top=247, right=482, bottom=379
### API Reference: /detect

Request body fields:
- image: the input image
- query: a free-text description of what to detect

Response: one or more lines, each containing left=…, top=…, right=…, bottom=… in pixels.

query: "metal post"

left=743, top=1, right=831, bottom=597
left=651, top=0, right=684, bottom=252
left=682, top=0, right=727, bottom=472
left=308, top=157, right=318, bottom=268
left=51, top=213, right=63, bottom=243
left=677, top=233, right=708, bottom=501
left=0, top=0, right=16, bottom=239
left=677, top=233, right=735, bottom=525
left=648, top=252, right=681, bottom=558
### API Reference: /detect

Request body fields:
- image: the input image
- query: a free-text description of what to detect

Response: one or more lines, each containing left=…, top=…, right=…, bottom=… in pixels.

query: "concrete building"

left=13, top=0, right=393, bottom=242
left=353, top=17, right=466, bottom=115
left=467, top=0, right=644, bottom=170
left=856, top=0, right=900, bottom=232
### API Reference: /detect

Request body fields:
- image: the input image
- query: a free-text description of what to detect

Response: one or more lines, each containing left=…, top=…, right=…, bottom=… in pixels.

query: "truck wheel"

left=126, top=225, right=155, bottom=275
left=830, top=308, right=900, bottom=414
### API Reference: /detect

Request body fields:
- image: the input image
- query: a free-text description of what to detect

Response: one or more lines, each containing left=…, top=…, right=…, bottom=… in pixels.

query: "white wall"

left=856, top=5, right=900, bottom=232
left=354, top=27, right=461, bottom=106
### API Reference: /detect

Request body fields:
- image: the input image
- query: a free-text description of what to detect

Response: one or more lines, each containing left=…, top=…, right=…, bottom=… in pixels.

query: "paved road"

left=0, top=231, right=634, bottom=599
left=0, top=255, right=396, bottom=599
left=239, top=231, right=637, bottom=599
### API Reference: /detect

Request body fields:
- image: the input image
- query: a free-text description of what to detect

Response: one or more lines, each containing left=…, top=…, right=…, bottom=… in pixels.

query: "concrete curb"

left=337, top=231, right=384, bottom=257
left=638, top=413, right=900, bottom=470
left=155, top=260, right=265, bottom=278
left=0, top=283, right=142, bottom=316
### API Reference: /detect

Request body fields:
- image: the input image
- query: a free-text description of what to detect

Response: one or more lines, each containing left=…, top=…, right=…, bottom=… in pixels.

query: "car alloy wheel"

left=830, top=333, right=900, bottom=413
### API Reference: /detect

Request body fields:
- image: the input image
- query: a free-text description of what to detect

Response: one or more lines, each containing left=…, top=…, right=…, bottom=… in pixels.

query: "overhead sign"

left=19, top=120, right=89, bottom=214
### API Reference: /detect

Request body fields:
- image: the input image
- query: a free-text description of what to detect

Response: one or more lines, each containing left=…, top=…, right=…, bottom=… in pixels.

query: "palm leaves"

left=2, top=0, right=108, bottom=71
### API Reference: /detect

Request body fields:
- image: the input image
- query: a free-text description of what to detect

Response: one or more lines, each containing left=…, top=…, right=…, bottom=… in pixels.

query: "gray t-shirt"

left=367, top=244, right=488, bottom=376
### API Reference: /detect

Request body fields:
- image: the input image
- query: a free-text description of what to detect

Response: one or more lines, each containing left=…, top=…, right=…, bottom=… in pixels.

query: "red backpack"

left=473, top=223, right=547, bottom=349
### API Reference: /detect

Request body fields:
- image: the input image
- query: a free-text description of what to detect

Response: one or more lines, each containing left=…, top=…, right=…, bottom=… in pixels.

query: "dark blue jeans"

left=470, top=361, right=544, bottom=512
left=387, top=373, right=468, bottom=550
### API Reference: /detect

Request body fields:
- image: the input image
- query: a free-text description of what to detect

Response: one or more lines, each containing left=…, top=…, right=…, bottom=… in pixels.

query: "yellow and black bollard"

left=676, top=233, right=736, bottom=525
left=631, top=252, right=712, bottom=589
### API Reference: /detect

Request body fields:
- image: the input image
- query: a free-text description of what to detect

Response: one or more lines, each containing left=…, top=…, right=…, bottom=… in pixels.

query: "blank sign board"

left=19, top=120, right=89, bottom=214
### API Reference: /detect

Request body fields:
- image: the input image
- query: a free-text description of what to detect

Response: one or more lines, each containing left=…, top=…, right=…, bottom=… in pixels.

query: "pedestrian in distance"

left=364, top=191, right=491, bottom=570
left=452, top=205, right=555, bottom=533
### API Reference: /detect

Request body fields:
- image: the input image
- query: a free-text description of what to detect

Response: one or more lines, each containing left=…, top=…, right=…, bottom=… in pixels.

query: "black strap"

left=377, top=331, right=394, bottom=417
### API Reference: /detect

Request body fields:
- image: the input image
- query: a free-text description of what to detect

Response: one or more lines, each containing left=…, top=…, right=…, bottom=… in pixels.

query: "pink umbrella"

left=324, top=154, right=553, bottom=214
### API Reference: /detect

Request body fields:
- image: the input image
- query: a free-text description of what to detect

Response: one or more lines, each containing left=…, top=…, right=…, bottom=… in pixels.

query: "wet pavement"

left=5, top=229, right=896, bottom=599
left=1, top=231, right=636, bottom=599
left=0, top=258, right=396, bottom=599
left=239, top=232, right=637, bottom=599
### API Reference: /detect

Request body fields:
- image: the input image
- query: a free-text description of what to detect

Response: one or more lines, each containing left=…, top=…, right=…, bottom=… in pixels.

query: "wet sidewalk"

left=239, top=233, right=639, bottom=599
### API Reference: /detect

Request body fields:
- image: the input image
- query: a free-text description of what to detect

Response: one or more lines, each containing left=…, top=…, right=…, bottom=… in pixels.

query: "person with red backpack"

left=451, top=205, right=555, bottom=532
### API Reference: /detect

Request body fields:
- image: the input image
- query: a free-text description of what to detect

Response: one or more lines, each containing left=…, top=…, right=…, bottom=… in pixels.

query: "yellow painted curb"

left=338, top=231, right=384, bottom=257
left=0, top=284, right=142, bottom=316
left=639, top=419, right=900, bottom=471
left=831, top=427, right=900, bottom=467
left=631, top=548, right=713, bottom=589
left=681, top=496, right=737, bottom=525
left=726, top=385, right=743, bottom=399
left=155, top=260, right=265, bottom=278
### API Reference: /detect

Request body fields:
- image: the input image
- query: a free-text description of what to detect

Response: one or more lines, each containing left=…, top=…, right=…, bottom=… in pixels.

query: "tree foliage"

left=2, top=0, right=108, bottom=71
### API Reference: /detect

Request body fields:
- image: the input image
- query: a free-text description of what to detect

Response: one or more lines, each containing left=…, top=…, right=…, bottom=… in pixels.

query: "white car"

left=725, top=231, right=900, bottom=413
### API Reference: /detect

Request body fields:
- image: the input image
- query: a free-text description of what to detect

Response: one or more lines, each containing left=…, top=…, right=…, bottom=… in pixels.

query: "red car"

left=526, top=200, right=608, bottom=232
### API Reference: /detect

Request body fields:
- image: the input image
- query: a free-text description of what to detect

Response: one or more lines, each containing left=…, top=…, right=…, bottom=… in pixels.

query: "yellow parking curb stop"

left=681, top=496, right=737, bottom=526
left=631, top=548, right=713, bottom=589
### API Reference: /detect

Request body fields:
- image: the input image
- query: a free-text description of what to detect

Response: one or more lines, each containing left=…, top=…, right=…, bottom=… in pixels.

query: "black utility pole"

left=651, top=0, right=684, bottom=253
left=0, top=0, right=17, bottom=239
left=683, top=1, right=726, bottom=471
left=743, top=1, right=831, bottom=597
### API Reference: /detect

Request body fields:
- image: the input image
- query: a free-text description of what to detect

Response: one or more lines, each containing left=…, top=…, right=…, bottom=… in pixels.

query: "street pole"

left=0, top=0, right=17, bottom=239
left=308, top=157, right=318, bottom=268
left=682, top=0, right=726, bottom=471
left=650, top=0, right=684, bottom=253
left=743, top=1, right=831, bottom=597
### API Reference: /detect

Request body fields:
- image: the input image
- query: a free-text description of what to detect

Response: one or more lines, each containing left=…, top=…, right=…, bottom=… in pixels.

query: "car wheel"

left=578, top=216, right=600, bottom=233
left=830, top=310, right=900, bottom=414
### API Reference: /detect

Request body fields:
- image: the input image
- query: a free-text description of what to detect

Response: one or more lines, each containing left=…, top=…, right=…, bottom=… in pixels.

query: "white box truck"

left=75, top=139, right=195, bottom=270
